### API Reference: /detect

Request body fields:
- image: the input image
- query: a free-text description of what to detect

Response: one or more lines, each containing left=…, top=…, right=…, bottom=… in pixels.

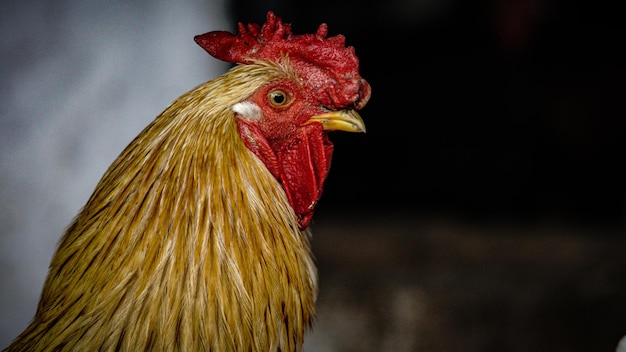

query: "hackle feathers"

left=5, top=62, right=317, bottom=352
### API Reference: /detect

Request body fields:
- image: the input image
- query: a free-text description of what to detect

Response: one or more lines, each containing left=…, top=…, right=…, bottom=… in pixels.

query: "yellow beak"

left=305, top=110, right=366, bottom=133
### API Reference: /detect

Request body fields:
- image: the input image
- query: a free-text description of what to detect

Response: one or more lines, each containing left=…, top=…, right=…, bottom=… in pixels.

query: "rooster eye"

left=268, top=90, right=289, bottom=107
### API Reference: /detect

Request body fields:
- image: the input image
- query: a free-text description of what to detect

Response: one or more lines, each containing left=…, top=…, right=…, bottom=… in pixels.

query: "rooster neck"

left=10, top=71, right=318, bottom=352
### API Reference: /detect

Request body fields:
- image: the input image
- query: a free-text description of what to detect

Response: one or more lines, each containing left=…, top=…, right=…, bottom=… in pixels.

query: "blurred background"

left=1, top=0, right=625, bottom=351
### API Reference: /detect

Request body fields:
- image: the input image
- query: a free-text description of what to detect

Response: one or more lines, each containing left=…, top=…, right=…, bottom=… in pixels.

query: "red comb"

left=194, top=11, right=370, bottom=110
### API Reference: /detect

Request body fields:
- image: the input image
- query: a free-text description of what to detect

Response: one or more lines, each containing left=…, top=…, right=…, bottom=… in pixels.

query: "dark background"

left=229, top=0, right=626, bottom=225
left=225, top=1, right=626, bottom=351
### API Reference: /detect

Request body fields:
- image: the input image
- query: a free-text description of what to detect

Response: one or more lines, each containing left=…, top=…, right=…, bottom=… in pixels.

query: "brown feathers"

left=5, top=63, right=317, bottom=352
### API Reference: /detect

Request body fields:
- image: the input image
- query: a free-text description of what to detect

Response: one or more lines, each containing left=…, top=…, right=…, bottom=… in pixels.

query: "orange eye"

left=268, top=89, right=289, bottom=106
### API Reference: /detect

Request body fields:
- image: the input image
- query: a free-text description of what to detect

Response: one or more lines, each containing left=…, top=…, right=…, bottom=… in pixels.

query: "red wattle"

left=277, top=124, right=333, bottom=229
left=237, top=119, right=332, bottom=229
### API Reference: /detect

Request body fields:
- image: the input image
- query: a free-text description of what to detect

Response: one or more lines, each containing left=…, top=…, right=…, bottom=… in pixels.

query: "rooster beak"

left=305, top=110, right=366, bottom=133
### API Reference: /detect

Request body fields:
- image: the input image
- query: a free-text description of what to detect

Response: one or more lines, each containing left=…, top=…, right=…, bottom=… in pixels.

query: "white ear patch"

left=232, top=101, right=262, bottom=121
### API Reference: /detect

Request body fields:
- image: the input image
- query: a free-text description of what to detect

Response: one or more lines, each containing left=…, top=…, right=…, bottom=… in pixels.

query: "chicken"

left=3, top=11, right=370, bottom=352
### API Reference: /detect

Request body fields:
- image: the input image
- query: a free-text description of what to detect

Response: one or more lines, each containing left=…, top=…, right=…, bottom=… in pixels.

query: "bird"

left=3, top=10, right=370, bottom=352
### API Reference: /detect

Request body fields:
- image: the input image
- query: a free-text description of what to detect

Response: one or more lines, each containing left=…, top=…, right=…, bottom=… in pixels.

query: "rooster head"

left=194, top=11, right=370, bottom=229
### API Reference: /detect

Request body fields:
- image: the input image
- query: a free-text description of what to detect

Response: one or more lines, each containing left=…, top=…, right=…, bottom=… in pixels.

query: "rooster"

left=3, top=11, right=369, bottom=352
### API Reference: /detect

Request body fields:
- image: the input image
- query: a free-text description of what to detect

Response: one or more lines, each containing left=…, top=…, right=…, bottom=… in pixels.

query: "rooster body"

left=4, top=12, right=369, bottom=352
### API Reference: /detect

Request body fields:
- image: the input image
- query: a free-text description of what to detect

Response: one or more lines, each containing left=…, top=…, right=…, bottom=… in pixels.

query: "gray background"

left=1, top=0, right=228, bottom=347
